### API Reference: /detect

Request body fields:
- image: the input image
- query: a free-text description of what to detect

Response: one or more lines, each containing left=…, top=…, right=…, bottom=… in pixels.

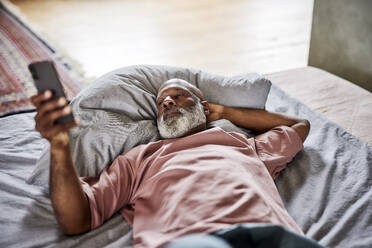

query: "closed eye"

left=157, top=89, right=190, bottom=106
left=157, top=94, right=185, bottom=105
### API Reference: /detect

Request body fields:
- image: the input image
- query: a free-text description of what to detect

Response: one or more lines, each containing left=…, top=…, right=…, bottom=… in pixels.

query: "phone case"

left=28, top=60, right=74, bottom=124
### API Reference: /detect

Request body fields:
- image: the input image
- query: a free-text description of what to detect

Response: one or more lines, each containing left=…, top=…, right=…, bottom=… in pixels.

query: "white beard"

left=157, top=101, right=206, bottom=139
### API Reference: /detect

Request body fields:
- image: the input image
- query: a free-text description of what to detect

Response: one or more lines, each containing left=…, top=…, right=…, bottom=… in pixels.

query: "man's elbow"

left=299, top=119, right=311, bottom=142
left=301, top=119, right=311, bottom=130
left=292, top=119, right=311, bottom=143
left=58, top=215, right=91, bottom=236
left=62, top=223, right=90, bottom=236
left=63, top=227, right=80, bottom=236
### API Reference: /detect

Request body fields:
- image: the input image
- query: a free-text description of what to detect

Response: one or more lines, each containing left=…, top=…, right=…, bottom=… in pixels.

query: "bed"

left=1, top=2, right=372, bottom=248
left=1, top=64, right=372, bottom=248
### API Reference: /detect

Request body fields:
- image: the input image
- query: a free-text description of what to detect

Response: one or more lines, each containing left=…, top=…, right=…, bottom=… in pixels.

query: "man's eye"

left=174, top=94, right=184, bottom=99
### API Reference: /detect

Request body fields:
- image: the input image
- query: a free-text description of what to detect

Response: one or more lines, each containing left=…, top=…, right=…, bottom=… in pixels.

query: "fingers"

left=35, top=97, right=67, bottom=122
left=37, top=114, right=79, bottom=140
left=31, top=90, right=79, bottom=142
left=35, top=105, right=72, bottom=132
left=207, top=103, right=224, bottom=121
left=41, top=122, right=79, bottom=141
left=31, top=90, right=52, bottom=108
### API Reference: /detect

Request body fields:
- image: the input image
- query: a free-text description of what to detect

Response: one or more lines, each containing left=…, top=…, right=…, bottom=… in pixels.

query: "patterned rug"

left=0, top=2, right=82, bottom=117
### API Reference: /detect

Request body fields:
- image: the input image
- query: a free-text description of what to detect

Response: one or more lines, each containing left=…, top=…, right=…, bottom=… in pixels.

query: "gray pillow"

left=26, top=65, right=271, bottom=188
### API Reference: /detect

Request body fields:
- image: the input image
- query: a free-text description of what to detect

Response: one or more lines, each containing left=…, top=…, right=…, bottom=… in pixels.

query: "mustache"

left=164, top=105, right=193, bottom=113
left=162, top=106, right=189, bottom=118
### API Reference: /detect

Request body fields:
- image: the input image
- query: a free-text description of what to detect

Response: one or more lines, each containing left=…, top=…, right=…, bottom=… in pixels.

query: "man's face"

left=156, top=83, right=207, bottom=139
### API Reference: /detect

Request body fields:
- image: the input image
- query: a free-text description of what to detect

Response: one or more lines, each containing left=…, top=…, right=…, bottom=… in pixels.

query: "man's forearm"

left=30, top=91, right=89, bottom=234
left=50, top=133, right=91, bottom=235
left=221, top=106, right=310, bottom=142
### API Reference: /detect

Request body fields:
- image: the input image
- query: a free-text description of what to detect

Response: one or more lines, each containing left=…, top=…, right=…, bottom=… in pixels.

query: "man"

left=31, top=78, right=319, bottom=248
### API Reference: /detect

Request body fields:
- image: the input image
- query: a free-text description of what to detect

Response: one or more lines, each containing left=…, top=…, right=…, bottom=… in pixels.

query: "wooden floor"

left=10, top=0, right=313, bottom=80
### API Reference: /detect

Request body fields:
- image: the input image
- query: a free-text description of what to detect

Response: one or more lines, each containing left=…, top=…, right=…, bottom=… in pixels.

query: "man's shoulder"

left=254, top=125, right=304, bottom=153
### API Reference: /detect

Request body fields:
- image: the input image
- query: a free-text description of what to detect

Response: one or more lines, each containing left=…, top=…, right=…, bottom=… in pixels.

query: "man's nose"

left=163, top=96, right=176, bottom=108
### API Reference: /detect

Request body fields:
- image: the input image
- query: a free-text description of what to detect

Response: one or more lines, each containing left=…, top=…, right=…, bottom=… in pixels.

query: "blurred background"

left=9, top=0, right=314, bottom=80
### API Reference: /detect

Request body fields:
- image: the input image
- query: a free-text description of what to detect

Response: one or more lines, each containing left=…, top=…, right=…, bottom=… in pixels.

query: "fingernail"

left=58, top=98, right=66, bottom=105
left=64, top=106, right=71, bottom=113
left=45, top=90, right=52, bottom=97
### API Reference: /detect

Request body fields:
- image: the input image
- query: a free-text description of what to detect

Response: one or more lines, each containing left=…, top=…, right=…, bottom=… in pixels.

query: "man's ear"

left=201, top=101, right=210, bottom=115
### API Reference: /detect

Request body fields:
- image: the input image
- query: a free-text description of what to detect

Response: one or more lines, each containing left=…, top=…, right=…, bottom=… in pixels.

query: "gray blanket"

left=0, top=84, right=371, bottom=248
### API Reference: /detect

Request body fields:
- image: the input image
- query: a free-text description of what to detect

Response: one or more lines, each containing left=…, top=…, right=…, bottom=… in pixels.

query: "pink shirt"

left=81, top=125, right=304, bottom=248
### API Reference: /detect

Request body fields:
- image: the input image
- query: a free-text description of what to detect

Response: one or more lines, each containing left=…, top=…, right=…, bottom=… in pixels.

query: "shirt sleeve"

left=254, top=125, right=304, bottom=180
left=79, top=155, right=135, bottom=229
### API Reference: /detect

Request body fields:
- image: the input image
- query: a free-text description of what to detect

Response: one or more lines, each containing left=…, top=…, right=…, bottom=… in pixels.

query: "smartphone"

left=28, top=60, right=74, bottom=124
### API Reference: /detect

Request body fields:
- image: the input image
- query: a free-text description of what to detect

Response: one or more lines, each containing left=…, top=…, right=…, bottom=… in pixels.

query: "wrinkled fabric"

left=167, top=223, right=324, bottom=248
left=27, top=65, right=271, bottom=187
left=2, top=80, right=372, bottom=248
left=81, top=126, right=303, bottom=248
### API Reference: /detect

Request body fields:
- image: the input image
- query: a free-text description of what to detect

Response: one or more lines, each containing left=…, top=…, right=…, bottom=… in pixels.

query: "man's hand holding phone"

left=28, top=62, right=92, bottom=233
left=31, top=90, right=79, bottom=147
left=28, top=60, right=79, bottom=147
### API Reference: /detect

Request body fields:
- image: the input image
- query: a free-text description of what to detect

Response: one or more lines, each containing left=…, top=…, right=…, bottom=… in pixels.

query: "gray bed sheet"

left=0, top=84, right=371, bottom=248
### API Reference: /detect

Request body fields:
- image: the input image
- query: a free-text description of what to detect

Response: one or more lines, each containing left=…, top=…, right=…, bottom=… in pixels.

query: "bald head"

left=157, top=78, right=205, bottom=101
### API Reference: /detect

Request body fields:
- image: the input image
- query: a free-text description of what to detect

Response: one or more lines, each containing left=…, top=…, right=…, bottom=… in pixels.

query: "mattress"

left=265, top=66, right=372, bottom=147
left=0, top=67, right=371, bottom=248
